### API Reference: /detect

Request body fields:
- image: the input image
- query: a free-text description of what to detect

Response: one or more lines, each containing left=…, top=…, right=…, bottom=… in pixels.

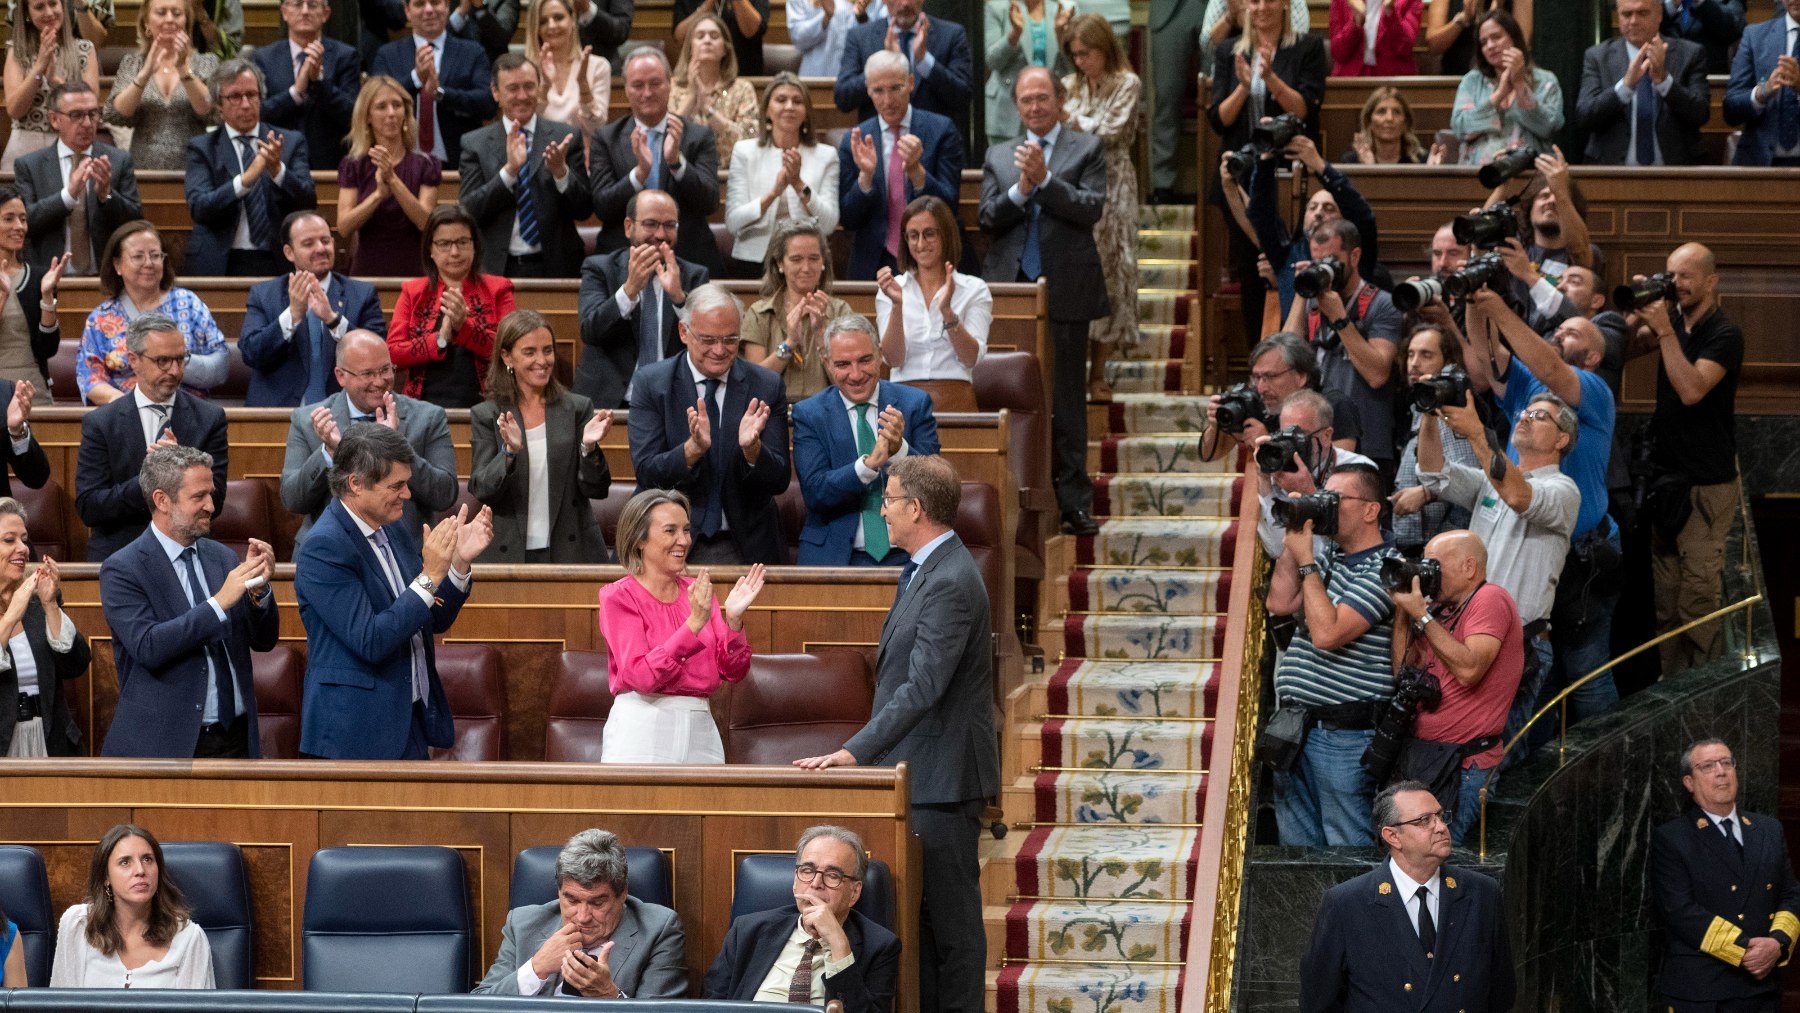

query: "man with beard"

left=99, top=443, right=279, bottom=758
left=1513, top=148, right=1601, bottom=276
left=1390, top=323, right=1480, bottom=550
left=239, top=211, right=387, bottom=407
left=1248, top=133, right=1388, bottom=319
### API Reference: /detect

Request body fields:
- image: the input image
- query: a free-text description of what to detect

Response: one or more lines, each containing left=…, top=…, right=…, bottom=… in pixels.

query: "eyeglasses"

left=281, top=0, right=327, bottom=8
left=881, top=494, right=916, bottom=504
left=219, top=90, right=262, bottom=104
left=905, top=227, right=942, bottom=243
left=1389, top=809, right=1451, bottom=830
left=54, top=108, right=101, bottom=121
left=794, top=864, right=860, bottom=889
left=339, top=364, right=397, bottom=381
left=1692, top=757, right=1736, bottom=774
left=137, top=352, right=191, bottom=371
left=1250, top=364, right=1294, bottom=384
left=123, top=251, right=166, bottom=266
left=690, top=334, right=739, bottom=349
left=432, top=237, right=475, bottom=252
left=633, top=219, right=679, bottom=232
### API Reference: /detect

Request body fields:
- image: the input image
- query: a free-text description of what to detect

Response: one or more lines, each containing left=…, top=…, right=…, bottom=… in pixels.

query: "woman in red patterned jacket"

left=387, top=205, right=517, bottom=408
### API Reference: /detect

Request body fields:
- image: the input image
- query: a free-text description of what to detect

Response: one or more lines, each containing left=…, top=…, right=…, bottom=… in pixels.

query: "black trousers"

left=1664, top=996, right=1779, bottom=1013
left=193, top=715, right=250, bottom=759
left=913, top=798, right=985, bottom=1013
left=1045, top=315, right=1095, bottom=516
left=688, top=531, right=744, bottom=565
left=226, top=249, right=284, bottom=278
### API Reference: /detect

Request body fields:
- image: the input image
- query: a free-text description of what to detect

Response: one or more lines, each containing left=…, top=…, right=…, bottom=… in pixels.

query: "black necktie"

left=1722, top=817, right=1745, bottom=853
left=179, top=547, right=237, bottom=723
left=1415, top=885, right=1435, bottom=956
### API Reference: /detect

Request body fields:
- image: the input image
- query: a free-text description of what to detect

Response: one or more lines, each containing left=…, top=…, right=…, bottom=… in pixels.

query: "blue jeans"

left=1553, top=605, right=1620, bottom=723
left=1274, top=725, right=1376, bottom=846
left=1500, top=636, right=1555, bottom=771
left=1450, top=762, right=1496, bottom=847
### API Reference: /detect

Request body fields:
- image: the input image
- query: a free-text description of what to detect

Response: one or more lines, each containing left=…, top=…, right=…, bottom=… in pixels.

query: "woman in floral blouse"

left=387, top=205, right=516, bottom=409
left=668, top=12, right=759, bottom=164
left=78, top=221, right=226, bottom=404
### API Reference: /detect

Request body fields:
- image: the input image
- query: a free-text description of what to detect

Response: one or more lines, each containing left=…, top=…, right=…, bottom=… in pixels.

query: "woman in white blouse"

left=526, top=0, right=611, bottom=146
left=725, top=72, right=839, bottom=279
left=0, top=497, right=89, bottom=758
left=51, top=824, right=214, bottom=989
left=874, top=195, right=992, bottom=412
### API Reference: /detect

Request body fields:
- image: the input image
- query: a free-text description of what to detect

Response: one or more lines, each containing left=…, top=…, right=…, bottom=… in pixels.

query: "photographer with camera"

left=1513, top=148, right=1601, bottom=275
left=1417, top=388, right=1579, bottom=757
left=1245, top=130, right=1387, bottom=320
left=1200, top=332, right=1362, bottom=465
left=1254, top=389, right=1375, bottom=558
left=1620, top=242, right=1743, bottom=675
left=1265, top=461, right=1398, bottom=846
left=1280, top=218, right=1403, bottom=472
left=1388, top=529, right=1526, bottom=845
left=1391, top=325, right=1481, bottom=550
left=1464, top=287, right=1622, bottom=721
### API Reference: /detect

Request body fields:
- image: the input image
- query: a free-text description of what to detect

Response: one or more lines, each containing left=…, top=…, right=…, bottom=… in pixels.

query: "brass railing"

left=1475, top=593, right=1766, bottom=861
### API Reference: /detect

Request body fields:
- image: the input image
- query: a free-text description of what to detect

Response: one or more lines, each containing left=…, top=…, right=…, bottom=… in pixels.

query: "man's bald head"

left=1552, top=317, right=1606, bottom=372
left=1425, top=528, right=1487, bottom=597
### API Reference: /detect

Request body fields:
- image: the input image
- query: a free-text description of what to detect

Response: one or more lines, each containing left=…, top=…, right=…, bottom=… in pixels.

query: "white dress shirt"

left=226, top=122, right=287, bottom=250
left=752, top=918, right=857, bottom=1002
left=1006, top=122, right=1062, bottom=206
left=875, top=270, right=992, bottom=383
left=788, top=0, right=887, bottom=75
left=499, top=115, right=574, bottom=255
left=133, top=386, right=178, bottom=449
left=1611, top=39, right=1675, bottom=166
left=630, top=115, right=691, bottom=190
left=684, top=354, right=731, bottom=532
left=839, top=387, right=911, bottom=549
left=148, top=522, right=236, bottom=724
left=1388, top=857, right=1441, bottom=947
left=858, top=106, right=913, bottom=195
left=276, top=273, right=351, bottom=346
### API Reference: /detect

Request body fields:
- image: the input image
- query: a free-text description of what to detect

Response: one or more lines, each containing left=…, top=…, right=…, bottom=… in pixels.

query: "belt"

left=198, top=715, right=245, bottom=737
left=15, top=692, right=39, bottom=723
left=1308, top=700, right=1380, bottom=731
left=507, top=252, right=546, bottom=264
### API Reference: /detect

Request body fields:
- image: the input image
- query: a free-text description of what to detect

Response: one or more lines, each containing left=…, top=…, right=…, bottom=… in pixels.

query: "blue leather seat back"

left=5, top=989, right=416, bottom=1012
left=508, top=846, right=673, bottom=910
left=729, top=853, right=896, bottom=931
left=301, top=846, right=471, bottom=994
left=0, top=844, right=54, bottom=985
left=161, top=842, right=253, bottom=990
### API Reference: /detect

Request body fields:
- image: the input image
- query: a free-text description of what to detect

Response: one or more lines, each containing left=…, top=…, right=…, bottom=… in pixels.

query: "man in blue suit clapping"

left=793, top=315, right=940, bottom=566
left=1724, top=0, right=1800, bottom=165
left=294, top=424, right=493, bottom=760
left=239, top=211, right=387, bottom=408
left=837, top=50, right=963, bottom=280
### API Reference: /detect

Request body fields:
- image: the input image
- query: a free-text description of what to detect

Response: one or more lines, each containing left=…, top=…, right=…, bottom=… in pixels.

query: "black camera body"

left=1477, top=145, right=1539, bottom=188
left=1294, top=255, right=1350, bottom=300
left=1442, top=252, right=1509, bottom=298
left=1225, top=144, right=1258, bottom=188
left=1452, top=204, right=1519, bottom=249
left=1362, top=664, right=1445, bottom=787
left=1214, top=383, right=1275, bottom=435
left=1251, top=113, right=1306, bottom=154
left=1409, top=364, right=1472, bottom=414
left=1271, top=490, right=1339, bottom=537
left=1614, top=272, right=1677, bottom=312
left=1380, top=554, right=1444, bottom=599
left=1256, top=425, right=1314, bottom=475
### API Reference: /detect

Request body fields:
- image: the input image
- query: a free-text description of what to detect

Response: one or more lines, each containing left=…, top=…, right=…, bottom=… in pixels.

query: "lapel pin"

left=1445, top=876, right=1457, bottom=889
left=1698, top=818, right=1710, bottom=829
left=1378, top=882, right=1392, bottom=895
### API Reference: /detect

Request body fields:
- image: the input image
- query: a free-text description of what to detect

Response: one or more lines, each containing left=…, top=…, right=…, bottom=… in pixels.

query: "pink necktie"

left=884, top=125, right=905, bottom=258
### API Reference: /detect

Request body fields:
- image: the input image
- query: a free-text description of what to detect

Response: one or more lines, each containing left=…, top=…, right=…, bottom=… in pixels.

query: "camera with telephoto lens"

left=1391, top=276, right=1446, bottom=313
left=1270, top=490, right=1339, bottom=537
left=1213, top=383, right=1275, bottom=435
left=1250, top=113, right=1306, bottom=154
left=1255, top=425, right=1314, bottom=475
left=1380, top=554, right=1443, bottom=599
left=1293, top=255, right=1350, bottom=300
left=1614, top=272, right=1677, bottom=313
left=1409, top=365, right=1472, bottom=414
left=1362, top=664, right=1444, bottom=786
left=1477, top=145, right=1539, bottom=188
left=1452, top=203, right=1519, bottom=249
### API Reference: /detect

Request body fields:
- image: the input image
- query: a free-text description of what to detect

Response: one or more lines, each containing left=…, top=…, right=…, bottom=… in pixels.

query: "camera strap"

left=1306, top=281, right=1378, bottom=342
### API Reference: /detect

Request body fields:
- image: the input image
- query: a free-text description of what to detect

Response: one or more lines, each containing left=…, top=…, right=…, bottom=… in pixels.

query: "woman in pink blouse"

left=597, top=489, right=766, bottom=763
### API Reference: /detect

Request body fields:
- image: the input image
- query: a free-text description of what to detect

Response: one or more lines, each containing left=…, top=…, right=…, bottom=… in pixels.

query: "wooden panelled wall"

left=0, top=760, right=921, bottom=999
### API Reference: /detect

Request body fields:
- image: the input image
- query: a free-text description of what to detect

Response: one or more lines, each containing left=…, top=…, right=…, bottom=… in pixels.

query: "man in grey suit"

left=1577, top=0, right=1712, bottom=166
left=475, top=828, right=687, bottom=998
left=978, top=65, right=1107, bottom=536
left=797, top=454, right=997, bottom=1013
left=16, top=82, right=142, bottom=276
left=458, top=53, right=594, bottom=279
left=279, top=330, right=458, bottom=544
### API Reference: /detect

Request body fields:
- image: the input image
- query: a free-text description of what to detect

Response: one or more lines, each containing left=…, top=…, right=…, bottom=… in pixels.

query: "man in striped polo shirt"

left=1266, top=462, right=1398, bottom=847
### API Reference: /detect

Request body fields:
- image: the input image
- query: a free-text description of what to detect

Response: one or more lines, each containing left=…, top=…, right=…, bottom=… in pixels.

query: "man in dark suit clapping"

left=590, top=46, right=723, bottom=276
left=627, top=283, right=789, bottom=564
left=251, top=0, right=361, bottom=168
left=183, top=60, right=318, bottom=277
left=369, top=0, right=496, bottom=165
left=837, top=50, right=962, bottom=281
left=834, top=0, right=973, bottom=137
left=797, top=454, right=997, bottom=1013
left=1576, top=0, right=1712, bottom=166
left=239, top=211, right=387, bottom=407
left=574, top=189, right=710, bottom=409
left=979, top=65, right=1106, bottom=535
left=15, top=82, right=142, bottom=276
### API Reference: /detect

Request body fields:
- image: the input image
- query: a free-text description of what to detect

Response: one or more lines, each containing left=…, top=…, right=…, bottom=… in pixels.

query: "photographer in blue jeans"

left=1265, top=463, right=1398, bottom=846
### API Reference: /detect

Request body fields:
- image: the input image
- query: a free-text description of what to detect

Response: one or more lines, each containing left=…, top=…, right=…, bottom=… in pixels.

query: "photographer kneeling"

left=1265, top=463, right=1398, bottom=846
left=1387, top=530, right=1526, bottom=846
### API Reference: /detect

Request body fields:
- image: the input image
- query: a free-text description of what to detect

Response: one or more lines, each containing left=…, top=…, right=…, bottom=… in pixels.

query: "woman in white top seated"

left=51, top=824, right=214, bottom=989
left=724, top=72, right=840, bottom=279
left=0, top=497, right=89, bottom=758
left=470, top=309, right=614, bottom=564
left=526, top=0, right=610, bottom=146
left=874, top=195, right=992, bottom=412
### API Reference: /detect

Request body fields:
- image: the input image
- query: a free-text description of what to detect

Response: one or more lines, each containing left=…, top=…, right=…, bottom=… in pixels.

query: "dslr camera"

left=1476, top=145, right=1539, bottom=188
left=1391, top=276, right=1446, bottom=313
left=1255, top=425, right=1314, bottom=475
left=1380, top=554, right=1444, bottom=599
left=1362, top=664, right=1444, bottom=785
left=1250, top=113, right=1306, bottom=154
left=1452, top=203, right=1519, bottom=249
left=1224, top=144, right=1257, bottom=188
left=1409, top=364, right=1472, bottom=414
left=1293, top=255, right=1350, bottom=300
left=1614, top=272, right=1677, bottom=312
left=1270, top=490, right=1339, bottom=537
left=1213, top=383, right=1275, bottom=435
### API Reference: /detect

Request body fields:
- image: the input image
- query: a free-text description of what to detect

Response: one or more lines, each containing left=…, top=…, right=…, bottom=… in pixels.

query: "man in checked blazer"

left=797, top=454, right=996, bottom=1013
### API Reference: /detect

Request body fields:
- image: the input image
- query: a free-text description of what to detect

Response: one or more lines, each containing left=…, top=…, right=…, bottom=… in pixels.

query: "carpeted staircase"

left=990, top=205, right=1245, bottom=1013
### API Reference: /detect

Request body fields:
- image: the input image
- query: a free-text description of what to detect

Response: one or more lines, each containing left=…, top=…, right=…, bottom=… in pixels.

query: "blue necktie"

left=696, top=377, right=725, bottom=537
left=1634, top=71, right=1658, bottom=166
left=372, top=527, right=430, bottom=703
left=1676, top=0, right=1694, bottom=32
left=647, top=126, right=665, bottom=191
left=516, top=126, right=541, bottom=249
left=235, top=135, right=274, bottom=251
left=894, top=559, right=918, bottom=603
left=1781, top=27, right=1800, bottom=150
left=302, top=282, right=329, bottom=405
left=898, top=29, right=915, bottom=70
left=638, top=283, right=663, bottom=370
left=1019, top=139, right=1047, bottom=280
left=179, top=547, right=236, bottom=724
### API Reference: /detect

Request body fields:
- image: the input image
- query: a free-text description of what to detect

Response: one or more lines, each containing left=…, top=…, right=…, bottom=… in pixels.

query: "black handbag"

left=1256, top=704, right=1311, bottom=772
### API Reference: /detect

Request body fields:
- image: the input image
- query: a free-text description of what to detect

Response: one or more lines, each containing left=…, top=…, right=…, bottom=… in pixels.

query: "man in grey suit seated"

left=475, top=828, right=688, bottom=998
left=278, top=329, right=458, bottom=544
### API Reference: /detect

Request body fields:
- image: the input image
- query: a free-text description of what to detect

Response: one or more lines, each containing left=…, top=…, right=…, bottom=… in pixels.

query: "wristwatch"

left=775, top=341, right=795, bottom=361
left=1328, top=316, right=1352, bottom=332
left=414, top=574, right=436, bottom=593
left=1296, top=562, right=1322, bottom=578
left=942, top=311, right=960, bottom=329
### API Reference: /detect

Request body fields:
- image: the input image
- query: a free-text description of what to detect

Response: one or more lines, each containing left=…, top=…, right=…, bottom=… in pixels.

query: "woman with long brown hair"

left=50, top=824, right=213, bottom=988
left=2, top=0, right=101, bottom=169
left=388, top=205, right=516, bottom=409
left=669, top=11, right=759, bottom=163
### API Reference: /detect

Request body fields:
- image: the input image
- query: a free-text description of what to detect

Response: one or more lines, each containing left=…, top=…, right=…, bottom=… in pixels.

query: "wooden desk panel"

left=0, top=761, right=917, bottom=997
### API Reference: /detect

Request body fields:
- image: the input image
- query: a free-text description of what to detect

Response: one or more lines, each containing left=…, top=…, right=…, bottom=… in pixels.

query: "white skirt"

left=599, top=692, right=724, bottom=764
left=7, top=715, right=47, bottom=757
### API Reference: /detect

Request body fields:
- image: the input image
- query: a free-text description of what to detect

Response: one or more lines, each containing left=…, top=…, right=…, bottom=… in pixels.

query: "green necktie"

left=854, top=403, right=890, bottom=560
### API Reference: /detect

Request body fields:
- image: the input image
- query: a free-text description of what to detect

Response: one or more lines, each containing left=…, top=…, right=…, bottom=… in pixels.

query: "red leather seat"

left=774, top=484, right=806, bottom=561
left=252, top=643, right=304, bottom=759
left=721, top=652, right=872, bottom=765
left=429, top=644, right=505, bottom=761
left=953, top=481, right=1006, bottom=644
left=590, top=482, right=638, bottom=550
left=432, top=477, right=484, bottom=526
left=544, top=650, right=614, bottom=762
left=12, top=481, right=69, bottom=562
left=48, top=339, right=80, bottom=405
left=762, top=44, right=802, bottom=75
left=974, top=351, right=1049, bottom=628
left=210, top=479, right=272, bottom=560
